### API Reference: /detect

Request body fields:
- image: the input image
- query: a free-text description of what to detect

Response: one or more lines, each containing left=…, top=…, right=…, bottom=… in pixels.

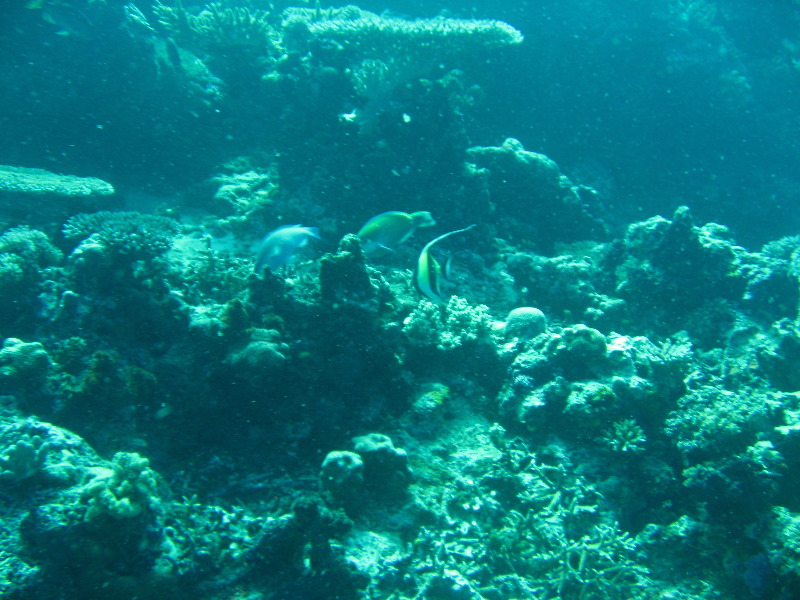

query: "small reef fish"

left=357, top=210, right=436, bottom=255
left=255, top=224, right=319, bottom=272
left=26, top=0, right=94, bottom=39
left=415, top=224, right=476, bottom=302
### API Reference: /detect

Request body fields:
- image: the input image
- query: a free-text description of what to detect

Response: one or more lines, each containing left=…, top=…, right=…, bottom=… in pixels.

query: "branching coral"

left=81, top=452, right=165, bottom=522
left=167, top=245, right=252, bottom=304
left=63, top=211, right=180, bottom=261
left=154, top=1, right=279, bottom=54
left=0, top=428, right=51, bottom=482
left=602, top=419, right=647, bottom=454
left=395, top=450, right=651, bottom=600
left=403, top=296, right=495, bottom=351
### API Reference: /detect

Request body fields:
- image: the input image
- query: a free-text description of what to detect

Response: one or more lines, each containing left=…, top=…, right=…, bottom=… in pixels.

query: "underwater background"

left=1, top=0, right=800, bottom=598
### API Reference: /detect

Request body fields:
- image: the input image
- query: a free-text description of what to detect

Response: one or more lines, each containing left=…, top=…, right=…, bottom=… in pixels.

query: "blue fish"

left=255, top=224, right=319, bottom=272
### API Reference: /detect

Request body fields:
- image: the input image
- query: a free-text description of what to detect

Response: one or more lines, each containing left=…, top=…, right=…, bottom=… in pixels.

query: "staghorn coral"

left=390, top=440, right=652, bottom=600
left=154, top=1, right=279, bottom=55
left=602, top=418, right=647, bottom=454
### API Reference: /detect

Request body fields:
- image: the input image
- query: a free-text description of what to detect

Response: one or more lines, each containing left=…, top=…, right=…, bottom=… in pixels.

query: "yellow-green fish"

left=357, top=211, right=436, bottom=255
left=415, top=225, right=475, bottom=302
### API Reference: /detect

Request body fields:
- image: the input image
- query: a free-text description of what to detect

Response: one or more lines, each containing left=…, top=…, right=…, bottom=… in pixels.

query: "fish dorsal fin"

left=421, top=224, right=476, bottom=255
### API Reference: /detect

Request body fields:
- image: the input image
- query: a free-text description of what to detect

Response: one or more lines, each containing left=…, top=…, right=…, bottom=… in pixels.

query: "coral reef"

left=403, top=296, right=496, bottom=351
left=0, top=165, right=115, bottom=220
left=0, top=423, right=51, bottom=482
left=4, top=142, right=798, bottom=600
left=293, top=9, right=523, bottom=50
left=502, top=306, right=547, bottom=341
left=0, top=227, right=63, bottom=326
left=63, top=211, right=180, bottom=261
left=154, top=1, right=279, bottom=55
left=2, top=3, right=800, bottom=599
left=0, top=339, right=52, bottom=394
left=466, top=138, right=606, bottom=252
left=318, top=234, right=385, bottom=312
left=321, top=450, right=364, bottom=510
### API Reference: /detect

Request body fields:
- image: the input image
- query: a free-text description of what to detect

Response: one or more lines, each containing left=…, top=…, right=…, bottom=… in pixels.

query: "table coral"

left=0, top=165, right=114, bottom=218
left=294, top=8, right=523, bottom=50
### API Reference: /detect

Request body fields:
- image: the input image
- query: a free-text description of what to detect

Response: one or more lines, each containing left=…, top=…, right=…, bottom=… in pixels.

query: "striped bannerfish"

left=414, top=225, right=475, bottom=302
